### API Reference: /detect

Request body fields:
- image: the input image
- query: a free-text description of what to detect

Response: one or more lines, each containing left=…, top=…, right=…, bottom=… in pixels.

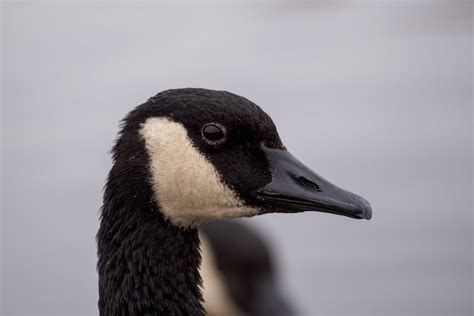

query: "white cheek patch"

left=139, top=117, right=259, bottom=227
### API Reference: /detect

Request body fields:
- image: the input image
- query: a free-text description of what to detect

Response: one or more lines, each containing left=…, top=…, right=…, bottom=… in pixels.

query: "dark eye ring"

left=201, top=123, right=227, bottom=145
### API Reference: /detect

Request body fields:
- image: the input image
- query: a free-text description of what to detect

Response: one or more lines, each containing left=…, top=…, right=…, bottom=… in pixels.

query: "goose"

left=97, top=88, right=372, bottom=315
left=200, top=220, right=294, bottom=316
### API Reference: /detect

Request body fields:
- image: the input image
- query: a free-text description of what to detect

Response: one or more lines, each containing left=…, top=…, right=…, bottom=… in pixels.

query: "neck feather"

left=97, top=166, right=204, bottom=316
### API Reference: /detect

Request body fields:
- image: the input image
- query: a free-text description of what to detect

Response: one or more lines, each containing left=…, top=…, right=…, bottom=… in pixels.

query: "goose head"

left=113, top=88, right=372, bottom=227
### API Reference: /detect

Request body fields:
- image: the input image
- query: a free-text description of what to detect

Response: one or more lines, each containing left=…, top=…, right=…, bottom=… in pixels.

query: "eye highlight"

left=202, top=123, right=227, bottom=145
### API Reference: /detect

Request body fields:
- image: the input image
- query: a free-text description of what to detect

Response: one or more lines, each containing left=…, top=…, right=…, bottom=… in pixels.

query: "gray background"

left=1, top=1, right=472, bottom=315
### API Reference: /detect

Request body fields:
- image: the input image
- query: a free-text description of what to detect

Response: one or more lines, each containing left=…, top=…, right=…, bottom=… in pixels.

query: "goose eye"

left=202, top=123, right=227, bottom=145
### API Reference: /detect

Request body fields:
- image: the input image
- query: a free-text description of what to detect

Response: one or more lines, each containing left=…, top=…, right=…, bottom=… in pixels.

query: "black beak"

left=256, top=146, right=372, bottom=220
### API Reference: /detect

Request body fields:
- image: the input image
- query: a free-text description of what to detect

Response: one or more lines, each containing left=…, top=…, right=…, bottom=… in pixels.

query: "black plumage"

left=98, top=89, right=280, bottom=315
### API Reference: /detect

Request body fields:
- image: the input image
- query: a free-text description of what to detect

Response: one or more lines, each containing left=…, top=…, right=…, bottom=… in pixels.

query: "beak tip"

left=359, top=197, right=372, bottom=220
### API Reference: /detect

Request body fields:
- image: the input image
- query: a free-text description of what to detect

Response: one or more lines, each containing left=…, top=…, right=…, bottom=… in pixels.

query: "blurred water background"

left=2, top=1, right=472, bottom=315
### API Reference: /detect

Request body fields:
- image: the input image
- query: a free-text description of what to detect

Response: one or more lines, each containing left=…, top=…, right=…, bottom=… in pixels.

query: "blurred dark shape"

left=200, top=220, right=294, bottom=316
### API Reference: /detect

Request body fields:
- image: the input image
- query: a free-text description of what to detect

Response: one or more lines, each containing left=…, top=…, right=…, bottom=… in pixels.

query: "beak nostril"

left=295, top=176, right=321, bottom=192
